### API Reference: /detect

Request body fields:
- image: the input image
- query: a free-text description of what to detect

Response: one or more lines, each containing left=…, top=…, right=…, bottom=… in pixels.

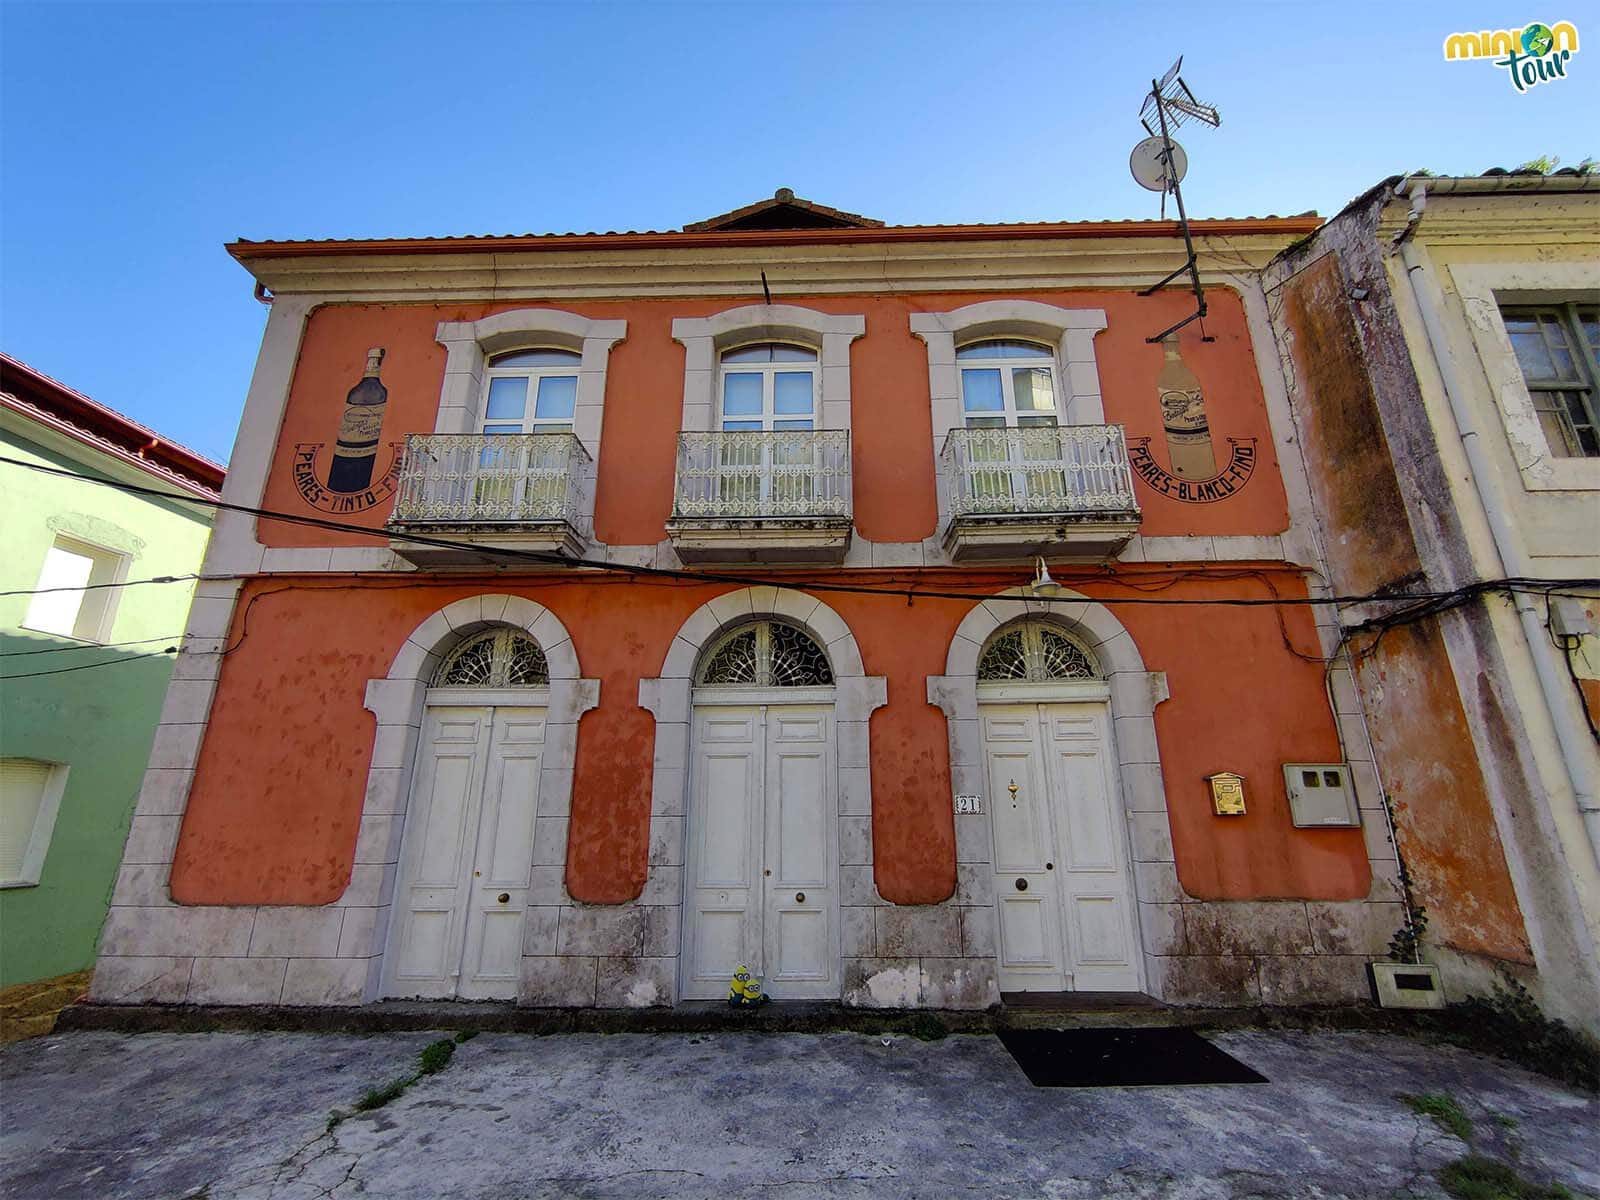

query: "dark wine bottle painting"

left=328, top=348, right=389, bottom=493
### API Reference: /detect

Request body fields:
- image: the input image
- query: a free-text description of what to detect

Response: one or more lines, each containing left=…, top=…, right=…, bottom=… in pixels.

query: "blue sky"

left=2, top=1, right=1594, bottom=465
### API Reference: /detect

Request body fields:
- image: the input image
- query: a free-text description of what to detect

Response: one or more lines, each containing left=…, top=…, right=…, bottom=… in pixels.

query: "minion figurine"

left=727, top=964, right=770, bottom=1007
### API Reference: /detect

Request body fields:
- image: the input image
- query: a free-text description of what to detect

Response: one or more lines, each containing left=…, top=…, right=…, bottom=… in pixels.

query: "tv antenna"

left=1133, top=57, right=1221, bottom=342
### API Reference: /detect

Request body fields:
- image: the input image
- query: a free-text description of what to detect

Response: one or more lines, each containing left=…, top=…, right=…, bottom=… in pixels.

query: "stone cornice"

left=234, top=233, right=1308, bottom=301
left=1374, top=191, right=1600, bottom=248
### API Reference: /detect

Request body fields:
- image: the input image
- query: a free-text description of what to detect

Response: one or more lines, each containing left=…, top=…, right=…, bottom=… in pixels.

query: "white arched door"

left=384, top=629, right=550, bottom=1001
left=682, top=620, right=840, bottom=1001
left=978, top=621, right=1142, bottom=993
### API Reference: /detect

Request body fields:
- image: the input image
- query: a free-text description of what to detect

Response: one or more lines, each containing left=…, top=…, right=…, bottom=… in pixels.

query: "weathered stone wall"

left=1263, top=188, right=1600, bottom=1025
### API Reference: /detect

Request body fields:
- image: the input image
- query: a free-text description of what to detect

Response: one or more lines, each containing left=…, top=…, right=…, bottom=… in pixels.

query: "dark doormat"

left=997, top=1027, right=1268, bottom=1087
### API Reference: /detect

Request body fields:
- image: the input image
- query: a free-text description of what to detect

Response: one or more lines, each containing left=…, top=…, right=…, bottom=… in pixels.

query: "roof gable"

left=684, top=188, right=884, bottom=232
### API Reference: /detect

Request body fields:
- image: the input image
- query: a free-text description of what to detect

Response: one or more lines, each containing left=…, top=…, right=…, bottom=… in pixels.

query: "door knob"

left=795, top=892, right=806, bottom=903
left=1046, top=862, right=1054, bottom=870
left=497, top=893, right=510, bottom=904
left=1015, top=878, right=1028, bottom=891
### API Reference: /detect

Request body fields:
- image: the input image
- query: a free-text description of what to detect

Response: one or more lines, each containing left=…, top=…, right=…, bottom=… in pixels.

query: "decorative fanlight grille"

left=697, top=619, right=833, bottom=688
left=977, top=621, right=1098, bottom=682
left=434, top=628, right=549, bottom=687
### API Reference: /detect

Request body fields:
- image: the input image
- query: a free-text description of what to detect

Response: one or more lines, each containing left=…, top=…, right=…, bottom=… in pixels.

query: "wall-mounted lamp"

left=1030, top=556, right=1062, bottom=599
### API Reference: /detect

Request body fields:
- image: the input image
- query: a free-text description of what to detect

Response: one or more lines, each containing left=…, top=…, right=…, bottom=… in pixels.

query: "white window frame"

left=956, top=339, right=1063, bottom=429
left=717, top=342, right=819, bottom=431
left=21, top=534, right=129, bottom=644
left=672, top=305, right=865, bottom=434
left=912, top=302, right=1109, bottom=521
left=1449, top=262, right=1600, bottom=493
left=433, top=309, right=627, bottom=456
left=0, top=759, right=69, bottom=888
left=911, top=302, right=1109, bottom=442
left=479, top=348, right=583, bottom=437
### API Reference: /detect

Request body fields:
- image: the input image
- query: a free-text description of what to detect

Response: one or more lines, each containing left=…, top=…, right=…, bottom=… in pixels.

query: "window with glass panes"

left=956, top=340, right=1060, bottom=427
left=718, top=343, right=817, bottom=430
left=481, top=349, right=581, bottom=435
left=1501, top=304, right=1600, bottom=457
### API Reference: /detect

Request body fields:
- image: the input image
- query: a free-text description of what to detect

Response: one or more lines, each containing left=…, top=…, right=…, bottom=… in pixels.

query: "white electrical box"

left=1283, top=763, right=1359, bottom=827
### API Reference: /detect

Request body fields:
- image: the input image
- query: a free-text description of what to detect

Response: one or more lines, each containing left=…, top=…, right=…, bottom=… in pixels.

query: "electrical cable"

left=0, top=574, right=198, bottom=598
left=0, top=647, right=178, bottom=681
left=0, top=634, right=190, bottom=656
left=3, top=453, right=1595, bottom=611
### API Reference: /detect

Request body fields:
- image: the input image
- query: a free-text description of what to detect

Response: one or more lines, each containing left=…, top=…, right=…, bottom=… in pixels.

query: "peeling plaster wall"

left=1275, top=252, right=1529, bottom=965
left=1267, top=187, right=1600, bottom=1028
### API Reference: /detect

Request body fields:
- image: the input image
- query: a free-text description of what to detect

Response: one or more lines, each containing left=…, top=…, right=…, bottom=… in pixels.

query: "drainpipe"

left=1392, top=179, right=1600, bottom=866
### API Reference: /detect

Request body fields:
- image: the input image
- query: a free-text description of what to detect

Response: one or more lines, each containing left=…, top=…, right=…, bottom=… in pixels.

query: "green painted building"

left=1, top=353, right=222, bottom=995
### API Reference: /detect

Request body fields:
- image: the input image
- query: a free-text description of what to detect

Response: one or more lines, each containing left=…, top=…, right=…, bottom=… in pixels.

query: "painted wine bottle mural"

left=1156, top=334, right=1217, bottom=480
left=327, top=348, right=389, bottom=493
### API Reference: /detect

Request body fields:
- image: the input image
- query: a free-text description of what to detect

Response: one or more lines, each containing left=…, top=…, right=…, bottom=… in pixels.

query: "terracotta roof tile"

left=0, top=354, right=224, bottom=499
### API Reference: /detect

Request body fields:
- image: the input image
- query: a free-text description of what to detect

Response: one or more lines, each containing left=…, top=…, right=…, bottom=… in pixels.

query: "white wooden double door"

left=982, top=701, right=1142, bottom=992
left=385, top=703, right=546, bottom=1000
left=683, top=703, right=839, bottom=1000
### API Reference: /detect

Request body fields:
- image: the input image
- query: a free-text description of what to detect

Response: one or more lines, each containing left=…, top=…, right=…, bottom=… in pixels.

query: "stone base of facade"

left=92, top=889, right=1401, bottom=1011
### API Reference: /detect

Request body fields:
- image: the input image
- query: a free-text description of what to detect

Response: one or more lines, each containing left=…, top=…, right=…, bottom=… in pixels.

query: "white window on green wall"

left=21, top=535, right=127, bottom=642
left=0, top=759, right=68, bottom=888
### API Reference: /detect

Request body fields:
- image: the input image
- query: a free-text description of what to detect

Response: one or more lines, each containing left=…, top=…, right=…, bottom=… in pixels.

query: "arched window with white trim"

left=977, top=620, right=1099, bottom=682
left=433, top=628, right=550, bottom=688
left=696, top=619, right=834, bottom=687
left=481, top=348, right=581, bottom=436
left=956, top=340, right=1061, bottom=429
left=718, top=343, right=819, bottom=431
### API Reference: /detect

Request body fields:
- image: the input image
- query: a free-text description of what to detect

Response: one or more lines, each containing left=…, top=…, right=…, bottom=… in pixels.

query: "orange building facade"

left=91, top=196, right=1461, bottom=1010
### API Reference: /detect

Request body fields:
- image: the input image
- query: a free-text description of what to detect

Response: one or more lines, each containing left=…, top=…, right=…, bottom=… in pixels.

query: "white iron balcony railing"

left=389, top=433, right=589, bottom=526
left=942, top=425, right=1139, bottom=517
left=673, top=430, right=852, bottom=520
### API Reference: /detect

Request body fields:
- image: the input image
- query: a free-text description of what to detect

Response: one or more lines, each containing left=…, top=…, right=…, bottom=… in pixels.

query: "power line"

left=0, top=634, right=190, bottom=657
left=0, top=647, right=177, bottom=681
left=2, top=452, right=1594, bottom=612
left=0, top=574, right=198, bottom=598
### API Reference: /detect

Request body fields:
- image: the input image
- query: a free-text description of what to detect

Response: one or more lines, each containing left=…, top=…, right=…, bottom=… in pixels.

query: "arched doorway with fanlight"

left=681, top=616, right=842, bottom=1001
left=975, top=617, right=1143, bottom=994
left=382, top=625, right=554, bottom=1001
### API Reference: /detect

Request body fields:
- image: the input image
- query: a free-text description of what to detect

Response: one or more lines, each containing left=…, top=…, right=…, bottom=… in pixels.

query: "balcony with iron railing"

left=386, top=432, right=591, bottom=565
left=939, top=424, right=1141, bottom=561
left=667, top=430, right=853, bottom=563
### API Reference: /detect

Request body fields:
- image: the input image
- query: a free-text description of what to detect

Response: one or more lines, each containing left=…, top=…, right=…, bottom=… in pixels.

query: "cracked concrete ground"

left=1, top=1027, right=1594, bottom=1199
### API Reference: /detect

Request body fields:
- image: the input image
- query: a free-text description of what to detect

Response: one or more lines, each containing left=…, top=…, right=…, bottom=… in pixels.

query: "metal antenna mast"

left=1132, top=58, right=1221, bottom=342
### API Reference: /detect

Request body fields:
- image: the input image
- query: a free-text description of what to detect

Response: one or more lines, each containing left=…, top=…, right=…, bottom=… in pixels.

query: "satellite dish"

left=1130, top=136, right=1187, bottom=192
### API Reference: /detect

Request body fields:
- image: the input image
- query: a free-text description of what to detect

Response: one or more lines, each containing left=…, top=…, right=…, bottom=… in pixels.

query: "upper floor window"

left=1502, top=304, right=1600, bottom=457
left=719, top=343, right=817, bottom=431
left=21, top=535, right=126, bottom=642
left=482, top=348, right=581, bottom=437
left=956, top=340, right=1060, bottom=429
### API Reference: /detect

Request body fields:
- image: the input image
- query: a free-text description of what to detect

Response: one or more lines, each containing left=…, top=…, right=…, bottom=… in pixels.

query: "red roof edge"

left=0, top=353, right=225, bottom=499
left=226, top=215, right=1325, bottom=261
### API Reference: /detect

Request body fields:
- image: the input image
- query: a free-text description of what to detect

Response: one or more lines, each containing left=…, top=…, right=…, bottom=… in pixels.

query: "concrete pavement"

left=2, top=1027, right=1594, bottom=1198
